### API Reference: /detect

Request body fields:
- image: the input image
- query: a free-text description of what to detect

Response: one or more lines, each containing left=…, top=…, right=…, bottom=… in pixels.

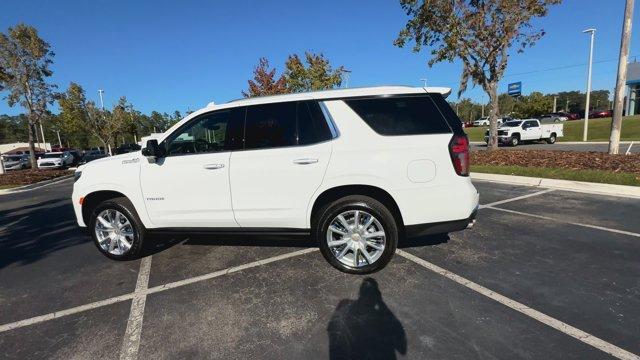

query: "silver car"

left=2, top=154, right=30, bottom=170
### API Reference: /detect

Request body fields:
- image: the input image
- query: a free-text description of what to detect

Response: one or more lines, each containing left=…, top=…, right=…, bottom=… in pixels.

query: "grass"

left=471, top=164, right=640, bottom=187
left=465, top=115, right=640, bottom=142
left=0, top=184, right=18, bottom=190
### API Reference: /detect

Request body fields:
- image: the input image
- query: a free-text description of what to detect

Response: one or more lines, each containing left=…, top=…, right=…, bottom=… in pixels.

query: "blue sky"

left=1, top=0, right=639, bottom=115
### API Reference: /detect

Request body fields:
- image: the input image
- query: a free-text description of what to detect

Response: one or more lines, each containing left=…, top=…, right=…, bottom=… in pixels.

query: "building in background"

left=626, top=61, right=640, bottom=116
left=0, top=142, right=50, bottom=155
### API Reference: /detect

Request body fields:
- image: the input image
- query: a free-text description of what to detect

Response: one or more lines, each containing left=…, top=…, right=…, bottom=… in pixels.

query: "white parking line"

left=397, top=250, right=640, bottom=360
left=120, top=256, right=152, bottom=360
left=0, top=248, right=317, bottom=334
left=485, top=206, right=640, bottom=238
left=479, top=188, right=555, bottom=209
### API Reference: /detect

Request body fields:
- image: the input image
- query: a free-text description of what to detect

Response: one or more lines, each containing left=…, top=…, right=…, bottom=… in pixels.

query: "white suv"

left=72, top=86, right=478, bottom=274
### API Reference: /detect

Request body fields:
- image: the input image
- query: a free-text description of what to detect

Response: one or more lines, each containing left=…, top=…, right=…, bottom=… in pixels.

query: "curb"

left=470, top=172, right=640, bottom=199
left=0, top=174, right=74, bottom=195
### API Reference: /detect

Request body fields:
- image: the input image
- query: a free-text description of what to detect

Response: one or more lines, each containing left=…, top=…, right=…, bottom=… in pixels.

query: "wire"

left=503, top=55, right=638, bottom=78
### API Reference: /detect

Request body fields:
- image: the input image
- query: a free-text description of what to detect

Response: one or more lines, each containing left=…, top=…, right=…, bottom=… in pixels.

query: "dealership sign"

left=508, top=82, right=522, bottom=97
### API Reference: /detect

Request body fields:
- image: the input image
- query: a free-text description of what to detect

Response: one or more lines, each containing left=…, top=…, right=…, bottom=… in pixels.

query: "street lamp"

left=582, top=28, right=596, bottom=141
left=342, top=70, right=352, bottom=88
left=51, top=129, right=62, bottom=148
left=420, top=78, right=428, bottom=87
left=98, top=89, right=105, bottom=110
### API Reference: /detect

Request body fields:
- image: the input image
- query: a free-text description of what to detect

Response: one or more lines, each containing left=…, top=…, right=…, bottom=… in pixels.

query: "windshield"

left=42, top=153, right=63, bottom=159
left=501, top=121, right=522, bottom=127
left=4, top=155, right=22, bottom=161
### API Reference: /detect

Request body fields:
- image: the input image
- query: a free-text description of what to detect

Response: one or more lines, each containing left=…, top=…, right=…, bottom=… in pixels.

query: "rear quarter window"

left=344, top=96, right=452, bottom=136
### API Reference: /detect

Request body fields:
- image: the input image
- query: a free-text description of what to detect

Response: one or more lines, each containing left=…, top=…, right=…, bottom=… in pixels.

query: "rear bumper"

left=405, top=207, right=477, bottom=238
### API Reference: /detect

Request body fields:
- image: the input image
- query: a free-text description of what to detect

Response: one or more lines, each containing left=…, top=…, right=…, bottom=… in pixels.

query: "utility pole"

left=582, top=28, right=596, bottom=141
left=609, top=0, right=635, bottom=154
left=553, top=96, right=558, bottom=112
left=565, top=100, right=570, bottom=112
left=456, top=104, right=459, bottom=116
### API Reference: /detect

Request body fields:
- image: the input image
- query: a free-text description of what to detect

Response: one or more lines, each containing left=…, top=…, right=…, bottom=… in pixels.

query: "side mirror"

left=142, top=139, right=163, bottom=163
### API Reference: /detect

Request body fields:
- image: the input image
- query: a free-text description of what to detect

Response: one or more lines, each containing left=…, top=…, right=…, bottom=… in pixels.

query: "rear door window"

left=297, top=101, right=333, bottom=145
left=344, top=96, right=452, bottom=136
left=244, top=102, right=297, bottom=150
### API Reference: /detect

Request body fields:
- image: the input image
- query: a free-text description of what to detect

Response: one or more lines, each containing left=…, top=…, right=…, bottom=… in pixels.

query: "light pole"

left=553, top=96, right=558, bottom=112
left=342, top=69, right=352, bottom=88
left=98, top=89, right=105, bottom=110
left=582, top=28, right=596, bottom=141
left=420, top=78, right=428, bottom=87
left=51, top=129, right=62, bottom=147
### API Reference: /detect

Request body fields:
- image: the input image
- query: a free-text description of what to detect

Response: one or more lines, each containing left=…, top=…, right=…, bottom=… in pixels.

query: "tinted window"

left=166, top=108, right=243, bottom=156
left=297, top=101, right=333, bottom=145
left=430, top=94, right=464, bottom=134
left=244, top=102, right=297, bottom=150
left=344, top=96, right=451, bottom=136
left=528, top=121, right=539, bottom=127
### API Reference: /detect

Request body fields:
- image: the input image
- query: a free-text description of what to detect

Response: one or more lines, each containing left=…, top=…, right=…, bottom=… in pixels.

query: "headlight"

left=74, top=171, right=82, bottom=182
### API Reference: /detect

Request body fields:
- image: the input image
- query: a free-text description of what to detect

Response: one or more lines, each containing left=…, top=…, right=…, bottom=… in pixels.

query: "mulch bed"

left=0, top=169, right=71, bottom=187
left=471, top=150, right=640, bottom=174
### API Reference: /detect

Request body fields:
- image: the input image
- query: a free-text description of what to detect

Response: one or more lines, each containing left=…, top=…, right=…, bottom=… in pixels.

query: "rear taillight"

left=449, top=134, right=469, bottom=176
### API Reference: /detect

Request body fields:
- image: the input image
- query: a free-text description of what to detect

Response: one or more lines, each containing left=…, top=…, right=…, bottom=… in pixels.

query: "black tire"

left=547, top=133, right=557, bottom=144
left=510, top=136, right=519, bottom=147
left=89, top=197, right=146, bottom=260
left=315, top=195, right=398, bottom=274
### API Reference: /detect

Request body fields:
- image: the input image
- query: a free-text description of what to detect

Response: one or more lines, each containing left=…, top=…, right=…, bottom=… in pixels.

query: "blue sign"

left=508, top=82, right=522, bottom=97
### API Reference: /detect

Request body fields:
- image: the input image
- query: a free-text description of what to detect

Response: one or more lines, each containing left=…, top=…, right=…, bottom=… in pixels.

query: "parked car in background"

left=81, top=150, right=108, bottom=164
left=556, top=112, right=580, bottom=120
left=72, top=86, right=479, bottom=274
left=485, top=119, right=563, bottom=146
left=37, top=151, right=74, bottom=169
left=115, top=143, right=142, bottom=154
left=2, top=154, right=30, bottom=170
left=589, top=109, right=613, bottom=118
left=473, top=117, right=511, bottom=127
left=540, top=113, right=568, bottom=122
left=69, top=150, right=83, bottom=165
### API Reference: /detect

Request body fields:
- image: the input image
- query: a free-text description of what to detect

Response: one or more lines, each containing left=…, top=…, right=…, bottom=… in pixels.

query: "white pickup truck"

left=484, top=119, right=563, bottom=146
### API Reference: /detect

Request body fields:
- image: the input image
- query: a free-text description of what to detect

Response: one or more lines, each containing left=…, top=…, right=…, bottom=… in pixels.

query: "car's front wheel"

left=89, top=197, right=145, bottom=260
left=315, top=195, right=398, bottom=274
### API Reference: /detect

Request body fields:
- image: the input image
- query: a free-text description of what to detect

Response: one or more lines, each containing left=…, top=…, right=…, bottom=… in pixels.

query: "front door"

left=140, top=108, right=244, bottom=228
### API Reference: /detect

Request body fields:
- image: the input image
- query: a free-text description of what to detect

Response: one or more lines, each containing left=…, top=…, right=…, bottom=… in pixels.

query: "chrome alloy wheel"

left=94, top=209, right=135, bottom=256
left=326, top=210, right=386, bottom=268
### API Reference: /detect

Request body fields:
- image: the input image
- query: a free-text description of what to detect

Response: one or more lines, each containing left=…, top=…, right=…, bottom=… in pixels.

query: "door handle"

left=203, top=163, right=225, bottom=170
left=293, top=158, right=318, bottom=165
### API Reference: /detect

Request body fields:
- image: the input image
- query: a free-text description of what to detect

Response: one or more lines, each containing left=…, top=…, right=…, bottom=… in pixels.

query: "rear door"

left=230, top=101, right=333, bottom=229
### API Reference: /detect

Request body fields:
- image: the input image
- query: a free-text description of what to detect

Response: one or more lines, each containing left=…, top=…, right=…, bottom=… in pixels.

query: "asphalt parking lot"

left=1, top=178, right=639, bottom=359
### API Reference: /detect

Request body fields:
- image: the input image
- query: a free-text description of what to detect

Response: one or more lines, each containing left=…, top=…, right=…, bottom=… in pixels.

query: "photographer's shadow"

left=327, top=278, right=407, bottom=360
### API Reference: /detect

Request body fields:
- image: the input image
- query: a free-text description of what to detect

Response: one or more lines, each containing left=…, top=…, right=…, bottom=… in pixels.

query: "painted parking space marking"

left=120, top=256, right=152, bottom=360
left=485, top=206, right=640, bottom=238
left=0, top=248, right=317, bottom=334
left=479, top=188, right=555, bottom=208
left=397, top=250, right=640, bottom=360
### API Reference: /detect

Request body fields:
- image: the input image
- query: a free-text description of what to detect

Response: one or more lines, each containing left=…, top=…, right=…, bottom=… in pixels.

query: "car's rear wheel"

left=315, top=195, right=397, bottom=274
left=547, top=133, right=557, bottom=144
left=89, top=197, right=145, bottom=260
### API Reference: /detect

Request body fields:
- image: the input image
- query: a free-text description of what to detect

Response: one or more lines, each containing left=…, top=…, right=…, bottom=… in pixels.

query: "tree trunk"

left=486, top=82, right=500, bottom=150
left=27, top=122, right=38, bottom=168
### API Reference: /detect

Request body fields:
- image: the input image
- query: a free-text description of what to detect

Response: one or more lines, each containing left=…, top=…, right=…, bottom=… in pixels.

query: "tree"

left=242, top=58, right=288, bottom=98
left=512, top=92, right=553, bottom=117
left=0, top=23, right=57, bottom=166
left=395, top=0, right=561, bottom=149
left=284, top=52, right=345, bottom=92
left=57, top=82, right=91, bottom=149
